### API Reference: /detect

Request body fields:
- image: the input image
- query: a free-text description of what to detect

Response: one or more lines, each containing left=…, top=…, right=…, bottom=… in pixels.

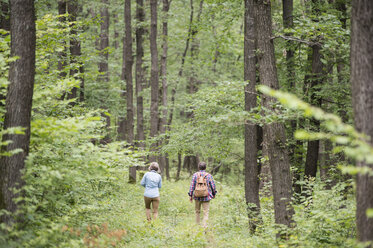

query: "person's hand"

left=189, top=196, right=193, bottom=202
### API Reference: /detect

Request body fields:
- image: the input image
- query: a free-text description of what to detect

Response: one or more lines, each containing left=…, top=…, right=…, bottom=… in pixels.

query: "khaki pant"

left=195, top=200, right=210, bottom=228
left=144, top=196, right=160, bottom=221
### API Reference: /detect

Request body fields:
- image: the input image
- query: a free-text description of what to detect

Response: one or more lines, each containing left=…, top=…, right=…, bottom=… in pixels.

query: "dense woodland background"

left=0, top=0, right=373, bottom=247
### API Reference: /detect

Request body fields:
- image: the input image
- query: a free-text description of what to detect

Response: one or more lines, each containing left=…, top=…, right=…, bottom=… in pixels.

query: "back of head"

left=149, top=162, right=160, bottom=172
left=198, top=162, right=207, bottom=171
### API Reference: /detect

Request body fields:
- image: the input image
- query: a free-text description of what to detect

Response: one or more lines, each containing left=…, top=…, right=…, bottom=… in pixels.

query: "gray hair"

left=148, top=162, right=160, bottom=172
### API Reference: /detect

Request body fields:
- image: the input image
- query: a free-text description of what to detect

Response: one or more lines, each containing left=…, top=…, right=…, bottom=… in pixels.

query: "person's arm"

left=209, top=175, right=217, bottom=197
left=158, top=176, right=162, bottom=188
left=188, top=174, right=197, bottom=199
left=140, top=173, right=147, bottom=187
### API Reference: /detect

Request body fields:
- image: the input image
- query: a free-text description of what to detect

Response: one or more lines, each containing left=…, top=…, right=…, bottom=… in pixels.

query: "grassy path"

left=90, top=179, right=257, bottom=247
left=76, top=177, right=356, bottom=248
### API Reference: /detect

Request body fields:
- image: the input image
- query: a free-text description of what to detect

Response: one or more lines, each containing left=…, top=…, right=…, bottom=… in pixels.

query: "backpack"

left=194, top=172, right=209, bottom=198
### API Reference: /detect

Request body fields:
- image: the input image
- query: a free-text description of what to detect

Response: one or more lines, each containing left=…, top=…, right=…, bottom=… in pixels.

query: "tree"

left=244, top=0, right=261, bottom=232
left=124, top=0, right=134, bottom=144
left=135, top=0, right=145, bottom=148
left=149, top=0, right=159, bottom=162
left=0, top=0, right=35, bottom=224
left=303, top=0, right=324, bottom=181
left=57, top=0, right=67, bottom=79
left=183, top=0, right=204, bottom=173
left=0, top=0, right=10, bottom=32
left=351, top=0, right=373, bottom=242
left=99, top=0, right=109, bottom=82
left=67, top=0, right=82, bottom=104
left=159, top=0, right=171, bottom=179
left=254, top=0, right=294, bottom=228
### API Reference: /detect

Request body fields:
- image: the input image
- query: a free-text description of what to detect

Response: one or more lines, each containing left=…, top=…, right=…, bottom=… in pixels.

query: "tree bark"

left=351, top=0, right=373, bottom=242
left=255, top=0, right=294, bottom=228
left=0, top=0, right=10, bottom=31
left=176, top=152, right=182, bottom=180
left=135, top=0, right=145, bottom=148
left=167, top=0, right=194, bottom=132
left=0, top=0, right=35, bottom=224
left=99, top=0, right=109, bottom=82
left=123, top=0, right=134, bottom=145
left=67, top=0, right=82, bottom=104
left=113, top=12, right=119, bottom=50
left=57, top=1, right=67, bottom=79
left=98, top=0, right=110, bottom=143
left=244, top=0, right=261, bottom=232
left=304, top=27, right=324, bottom=179
left=149, top=0, right=159, bottom=162
left=158, top=0, right=171, bottom=178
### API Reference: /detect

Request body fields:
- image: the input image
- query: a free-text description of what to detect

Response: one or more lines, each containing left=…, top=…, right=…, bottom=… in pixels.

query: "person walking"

left=140, top=162, right=162, bottom=221
left=188, top=162, right=217, bottom=228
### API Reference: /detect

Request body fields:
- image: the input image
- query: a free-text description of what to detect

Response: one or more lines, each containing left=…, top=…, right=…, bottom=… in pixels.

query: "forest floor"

left=83, top=179, right=265, bottom=248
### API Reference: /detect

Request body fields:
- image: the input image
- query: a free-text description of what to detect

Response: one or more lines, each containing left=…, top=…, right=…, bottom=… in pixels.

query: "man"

left=188, top=162, right=217, bottom=228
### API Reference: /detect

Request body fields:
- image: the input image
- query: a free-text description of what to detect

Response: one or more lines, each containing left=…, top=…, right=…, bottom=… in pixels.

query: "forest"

left=0, top=0, right=373, bottom=247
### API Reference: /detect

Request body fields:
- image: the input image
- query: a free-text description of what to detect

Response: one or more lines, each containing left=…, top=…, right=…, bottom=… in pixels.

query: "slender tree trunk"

left=99, top=0, right=109, bottom=82
left=113, top=12, right=119, bottom=50
left=167, top=0, right=194, bottom=132
left=135, top=0, right=145, bottom=148
left=304, top=47, right=324, bottom=179
left=255, top=0, right=294, bottom=228
left=244, top=0, right=261, bottom=232
left=149, top=0, right=159, bottom=162
left=187, top=0, right=203, bottom=97
left=0, top=1, right=10, bottom=31
left=183, top=0, right=203, bottom=170
left=0, top=0, right=35, bottom=224
left=67, top=1, right=82, bottom=104
left=98, top=0, right=111, bottom=143
left=123, top=0, right=134, bottom=144
left=158, top=0, right=171, bottom=178
left=351, top=0, right=373, bottom=242
left=57, top=1, right=67, bottom=79
left=176, top=152, right=182, bottom=180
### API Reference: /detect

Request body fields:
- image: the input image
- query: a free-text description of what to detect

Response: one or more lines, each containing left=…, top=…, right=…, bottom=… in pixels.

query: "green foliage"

left=164, top=81, right=246, bottom=162
left=259, top=85, right=373, bottom=170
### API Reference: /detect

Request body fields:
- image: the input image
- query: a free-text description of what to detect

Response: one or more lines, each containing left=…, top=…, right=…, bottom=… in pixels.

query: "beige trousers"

left=195, top=200, right=210, bottom=228
left=144, top=196, right=160, bottom=221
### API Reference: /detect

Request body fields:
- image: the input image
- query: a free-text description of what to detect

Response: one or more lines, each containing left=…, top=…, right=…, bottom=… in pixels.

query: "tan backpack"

left=194, top=172, right=209, bottom=198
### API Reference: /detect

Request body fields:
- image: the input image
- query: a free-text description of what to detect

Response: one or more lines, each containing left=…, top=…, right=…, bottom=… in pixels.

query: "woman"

left=140, top=162, right=162, bottom=221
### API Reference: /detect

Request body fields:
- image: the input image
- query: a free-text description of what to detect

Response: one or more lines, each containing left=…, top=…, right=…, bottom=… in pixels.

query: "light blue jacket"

left=140, top=170, right=162, bottom=198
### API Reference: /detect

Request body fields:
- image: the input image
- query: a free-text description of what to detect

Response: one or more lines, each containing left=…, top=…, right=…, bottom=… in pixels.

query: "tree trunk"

left=255, top=0, right=294, bottom=228
left=113, top=12, right=119, bottom=50
left=187, top=0, right=203, bottom=98
left=158, top=0, right=171, bottom=178
left=67, top=1, right=81, bottom=104
left=57, top=1, right=67, bottom=79
left=176, top=152, right=182, bottom=180
left=98, top=0, right=111, bottom=143
left=244, top=0, right=261, bottom=232
left=351, top=0, right=373, bottom=242
left=0, top=0, right=35, bottom=224
left=167, top=0, right=194, bottom=132
left=135, top=0, right=145, bottom=148
left=123, top=0, right=134, bottom=145
left=0, top=0, right=10, bottom=31
left=183, top=0, right=203, bottom=170
left=304, top=0, right=324, bottom=191
left=99, top=0, right=109, bottom=82
left=149, top=0, right=159, bottom=162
